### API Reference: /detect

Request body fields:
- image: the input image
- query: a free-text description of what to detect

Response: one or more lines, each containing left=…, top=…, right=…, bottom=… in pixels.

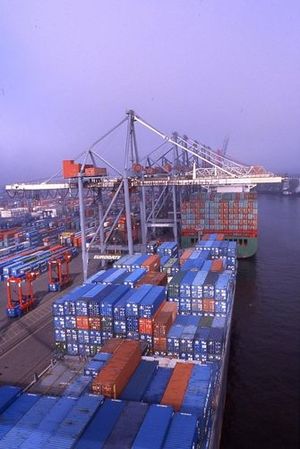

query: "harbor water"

left=221, top=194, right=300, bottom=448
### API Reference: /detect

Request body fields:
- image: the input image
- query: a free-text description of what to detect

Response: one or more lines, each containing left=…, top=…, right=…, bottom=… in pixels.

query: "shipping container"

left=162, top=412, right=198, bottom=449
left=120, top=360, right=158, bottom=401
left=102, top=401, right=149, bottom=449
left=74, top=399, right=125, bottom=449
left=132, top=404, right=173, bottom=449
left=143, top=367, right=173, bottom=404
left=43, top=394, right=104, bottom=449
left=0, top=393, right=40, bottom=440
left=160, top=362, right=193, bottom=411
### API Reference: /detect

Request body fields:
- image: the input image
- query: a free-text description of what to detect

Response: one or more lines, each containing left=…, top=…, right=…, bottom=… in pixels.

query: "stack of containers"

left=113, top=254, right=160, bottom=272
left=143, top=367, right=173, bottom=404
left=131, top=404, right=173, bottom=449
left=120, top=360, right=158, bottom=402
left=138, top=286, right=166, bottom=348
left=153, top=302, right=177, bottom=355
left=179, top=315, right=200, bottom=360
left=87, top=268, right=148, bottom=288
left=125, top=285, right=153, bottom=341
left=94, top=401, right=149, bottom=449
left=162, top=412, right=198, bottom=449
left=166, top=315, right=187, bottom=357
left=166, top=315, right=226, bottom=363
left=180, top=192, right=257, bottom=236
left=100, top=285, right=131, bottom=343
left=167, top=269, right=232, bottom=317
left=179, top=271, right=198, bottom=314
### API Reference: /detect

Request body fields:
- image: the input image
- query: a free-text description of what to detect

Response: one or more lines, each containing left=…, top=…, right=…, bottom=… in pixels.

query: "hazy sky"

left=1, top=0, right=300, bottom=184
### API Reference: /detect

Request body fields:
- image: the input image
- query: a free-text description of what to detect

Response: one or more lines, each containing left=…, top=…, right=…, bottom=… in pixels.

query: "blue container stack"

left=52, top=282, right=167, bottom=355
left=166, top=315, right=226, bottom=362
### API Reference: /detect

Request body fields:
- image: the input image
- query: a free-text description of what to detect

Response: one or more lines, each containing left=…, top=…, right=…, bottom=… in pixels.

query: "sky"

left=0, top=0, right=300, bottom=184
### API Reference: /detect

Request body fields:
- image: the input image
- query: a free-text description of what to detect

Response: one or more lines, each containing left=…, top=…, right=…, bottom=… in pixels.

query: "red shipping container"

left=139, top=318, right=153, bottom=335
left=202, top=299, right=215, bottom=313
left=211, top=260, right=224, bottom=272
left=76, top=316, right=90, bottom=330
left=153, top=337, right=167, bottom=353
left=88, top=317, right=101, bottom=331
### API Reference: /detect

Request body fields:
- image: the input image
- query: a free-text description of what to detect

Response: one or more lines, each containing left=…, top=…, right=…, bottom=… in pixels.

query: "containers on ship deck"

left=131, top=404, right=173, bottom=449
left=162, top=412, right=198, bottom=449
left=0, top=386, right=22, bottom=414
left=143, top=367, right=173, bottom=404
left=102, top=401, right=149, bottom=449
left=74, top=399, right=126, bottom=449
left=0, top=396, right=58, bottom=449
left=120, top=360, right=158, bottom=401
left=0, top=393, right=40, bottom=440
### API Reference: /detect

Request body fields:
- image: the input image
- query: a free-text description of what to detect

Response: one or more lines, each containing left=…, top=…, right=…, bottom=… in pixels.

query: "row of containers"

left=180, top=191, right=258, bottom=235
left=0, top=215, right=96, bottom=251
left=0, top=245, right=78, bottom=282
left=53, top=238, right=236, bottom=361
left=0, top=341, right=217, bottom=449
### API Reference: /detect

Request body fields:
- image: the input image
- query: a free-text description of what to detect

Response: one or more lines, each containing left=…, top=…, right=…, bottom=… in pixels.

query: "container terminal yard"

left=0, top=113, right=284, bottom=448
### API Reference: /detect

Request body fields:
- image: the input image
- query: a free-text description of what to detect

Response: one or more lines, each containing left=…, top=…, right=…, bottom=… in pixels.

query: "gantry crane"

left=5, top=110, right=283, bottom=282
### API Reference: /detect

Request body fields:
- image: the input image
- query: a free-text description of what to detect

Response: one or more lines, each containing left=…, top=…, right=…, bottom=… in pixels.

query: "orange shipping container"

left=62, top=160, right=81, bottom=178
left=153, top=337, right=167, bottom=353
left=136, top=271, right=167, bottom=287
left=84, top=167, right=107, bottom=177
left=160, top=302, right=178, bottom=321
left=180, top=248, right=193, bottom=264
left=100, top=338, right=124, bottom=354
left=138, top=300, right=168, bottom=335
left=141, top=254, right=160, bottom=272
left=76, top=316, right=90, bottom=330
left=92, top=340, right=141, bottom=398
left=202, top=299, right=215, bottom=313
left=153, top=302, right=177, bottom=338
left=88, top=317, right=101, bottom=331
left=160, top=362, right=194, bottom=411
left=210, top=259, right=224, bottom=272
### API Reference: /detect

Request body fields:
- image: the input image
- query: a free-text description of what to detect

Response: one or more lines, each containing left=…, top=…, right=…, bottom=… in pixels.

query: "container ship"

left=180, top=191, right=258, bottom=258
left=1, top=112, right=282, bottom=448
left=0, top=236, right=237, bottom=449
